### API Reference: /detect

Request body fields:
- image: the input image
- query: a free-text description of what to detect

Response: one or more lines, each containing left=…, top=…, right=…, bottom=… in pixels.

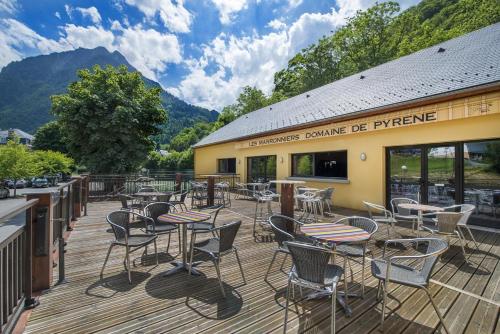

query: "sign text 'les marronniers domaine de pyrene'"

left=240, top=110, right=438, bottom=149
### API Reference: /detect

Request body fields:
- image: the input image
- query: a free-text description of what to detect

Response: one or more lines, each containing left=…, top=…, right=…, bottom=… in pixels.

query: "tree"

left=32, top=121, right=68, bottom=153
left=51, top=65, right=167, bottom=173
left=0, top=140, right=38, bottom=196
left=33, top=150, right=74, bottom=176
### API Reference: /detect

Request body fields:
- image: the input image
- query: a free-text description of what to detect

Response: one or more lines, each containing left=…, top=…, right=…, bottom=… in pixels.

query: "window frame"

left=217, top=158, right=236, bottom=174
left=291, top=150, right=348, bottom=179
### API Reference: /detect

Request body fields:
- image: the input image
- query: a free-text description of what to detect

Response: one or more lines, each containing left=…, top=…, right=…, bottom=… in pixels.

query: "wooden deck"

left=24, top=196, right=500, bottom=333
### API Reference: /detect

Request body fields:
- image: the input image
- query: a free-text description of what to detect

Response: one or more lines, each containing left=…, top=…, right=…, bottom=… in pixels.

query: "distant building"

left=0, top=128, right=34, bottom=146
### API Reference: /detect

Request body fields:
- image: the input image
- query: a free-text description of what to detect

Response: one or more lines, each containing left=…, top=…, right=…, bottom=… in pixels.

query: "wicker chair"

left=137, top=186, right=157, bottom=193
left=188, top=221, right=245, bottom=297
left=100, top=211, right=158, bottom=283
left=156, top=193, right=173, bottom=203
left=422, top=212, right=468, bottom=260
left=169, top=191, right=188, bottom=211
left=188, top=205, right=223, bottom=258
left=264, top=215, right=314, bottom=281
left=119, top=194, right=144, bottom=213
left=144, top=202, right=181, bottom=254
left=253, top=192, right=274, bottom=237
left=363, top=201, right=397, bottom=237
left=334, top=216, right=378, bottom=298
left=283, top=241, right=345, bottom=334
left=191, top=185, right=208, bottom=209
left=371, top=238, right=449, bottom=333
left=390, top=198, right=419, bottom=233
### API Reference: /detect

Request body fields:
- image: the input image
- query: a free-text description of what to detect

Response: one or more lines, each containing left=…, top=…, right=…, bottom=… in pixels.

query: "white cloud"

left=124, top=0, right=192, bottom=33
left=172, top=0, right=371, bottom=110
left=211, top=0, right=249, bottom=25
left=64, top=4, right=72, bottom=19
left=0, top=0, right=17, bottom=14
left=267, top=19, right=286, bottom=30
left=75, top=6, right=102, bottom=25
left=54, top=11, right=61, bottom=19
left=287, top=0, right=303, bottom=9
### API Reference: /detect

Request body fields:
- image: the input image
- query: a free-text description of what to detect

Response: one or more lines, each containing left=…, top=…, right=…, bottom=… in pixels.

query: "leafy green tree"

left=486, top=142, right=500, bottom=173
left=33, top=150, right=74, bottom=176
left=235, top=86, right=269, bottom=115
left=51, top=65, right=167, bottom=173
left=0, top=140, right=38, bottom=196
left=32, top=121, right=68, bottom=153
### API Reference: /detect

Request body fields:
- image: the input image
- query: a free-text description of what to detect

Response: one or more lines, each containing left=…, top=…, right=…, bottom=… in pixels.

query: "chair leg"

left=361, top=255, right=366, bottom=298
left=424, top=287, right=450, bottom=334
left=178, top=228, right=182, bottom=253
left=279, top=253, right=288, bottom=271
left=234, top=249, right=246, bottom=284
left=456, top=231, right=468, bottom=261
left=265, top=250, right=278, bottom=281
left=381, top=281, right=388, bottom=330
left=214, top=257, right=226, bottom=298
left=154, top=240, right=158, bottom=265
left=126, top=246, right=132, bottom=284
left=331, top=284, right=337, bottom=334
left=167, top=232, right=171, bottom=253
left=376, top=280, right=382, bottom=301
left=462, top=226, right=480, bottom=251
left=100, top=243, right=114, bottom=279
left=189, top=233, right=196, bottom=275
left=283, top=279, right=292, bottom=334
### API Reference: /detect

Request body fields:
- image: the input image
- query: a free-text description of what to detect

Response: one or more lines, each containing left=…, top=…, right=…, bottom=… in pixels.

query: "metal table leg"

left=163, top=224, right=202, bottom=276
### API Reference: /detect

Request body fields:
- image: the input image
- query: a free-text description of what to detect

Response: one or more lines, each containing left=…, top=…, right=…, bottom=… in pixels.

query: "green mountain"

left=0, top=47, right=219, bottom=143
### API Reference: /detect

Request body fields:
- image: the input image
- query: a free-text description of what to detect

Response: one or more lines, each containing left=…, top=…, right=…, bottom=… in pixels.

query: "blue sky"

left=0, top=0, right=420, bottom=110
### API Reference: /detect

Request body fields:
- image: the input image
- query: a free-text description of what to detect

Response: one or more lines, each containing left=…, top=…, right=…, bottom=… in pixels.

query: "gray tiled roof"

left=194, top=23, right=500, bottom=148
left=0, top=128, right=34, bottom=140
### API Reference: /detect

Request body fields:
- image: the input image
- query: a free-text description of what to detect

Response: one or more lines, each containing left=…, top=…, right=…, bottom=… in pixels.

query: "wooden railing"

left=195, top=174, right=241, bottom=190
left=0, top=199, right=38, bottom=334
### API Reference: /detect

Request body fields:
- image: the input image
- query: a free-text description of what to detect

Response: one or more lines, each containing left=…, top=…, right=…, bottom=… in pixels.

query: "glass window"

left=247, top=156, right=276, bottom=183
left=291, top=151, right=348, bottom=179
left=217, top=158, right=236, bottom=173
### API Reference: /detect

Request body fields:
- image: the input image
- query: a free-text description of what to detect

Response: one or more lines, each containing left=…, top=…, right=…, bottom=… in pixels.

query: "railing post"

left=207, top=176, right=215, bottom=206
left=24, top=205, right=39, bottom=309
left=175, top=173, right=182, bottom=192
left=72, top=177, right=82, bottom=219
left=82, top=175, right=89, bottom=216
left=26, top=192, right=53, bottom=291
left=56, top=188, right=67, bottom=284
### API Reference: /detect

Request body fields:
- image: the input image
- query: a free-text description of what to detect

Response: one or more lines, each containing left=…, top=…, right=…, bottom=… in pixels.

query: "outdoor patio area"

left=23, top=195, right=499, bottom=334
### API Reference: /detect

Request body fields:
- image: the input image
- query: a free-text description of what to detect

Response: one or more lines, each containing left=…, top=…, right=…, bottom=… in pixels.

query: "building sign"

left=234, top=93, right=499, bottom=150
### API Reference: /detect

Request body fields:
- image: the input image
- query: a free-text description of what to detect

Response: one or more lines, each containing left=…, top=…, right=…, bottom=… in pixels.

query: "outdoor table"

left=301, top=222, right=371, bottom=316
left=134, top=191, right=170, bottom=199
left=269, top=180, right=305, bottom=218
left=246, top=182, right=264, bottom=197
left=158, top=210, right=211, bottom=276
left=398, top=203, right=443, bottom=236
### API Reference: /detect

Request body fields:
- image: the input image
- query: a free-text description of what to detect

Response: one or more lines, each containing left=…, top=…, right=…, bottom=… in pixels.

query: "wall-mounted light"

left=360, top=152, right=367, bottom=161
left=238, top=159, right=241, bottom=165
left=280, top=156, right=284, bottom=163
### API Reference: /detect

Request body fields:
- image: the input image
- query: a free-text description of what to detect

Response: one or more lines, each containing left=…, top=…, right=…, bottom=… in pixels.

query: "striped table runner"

left=158, top=211, right=211, bottom=224
left=301, top=223, right=370, bottom=243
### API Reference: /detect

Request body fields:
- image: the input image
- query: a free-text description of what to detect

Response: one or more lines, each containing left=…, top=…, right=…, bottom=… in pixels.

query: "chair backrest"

left=363, top=201, right=391, bottom=219
left=419, top=238, right=449, bottom=283
left=285, top=241, right=332, bottom=284
left=435, top=212, right=462, bottom=234
left=119, top=194, right=130, bottom=209
left=269, top=215, right=296, bottom=246
left=337, top=216, right=378, bottom=236
left=138, top=186, right=156, bottom=193
left=144, top=202, right=172, bottom=224
left=444, top=204, right=474, bottom=225
left=321, top=187, right=334, bottom=200
left=218, top=221, right=241, bottom=252
left=391, top=198, right=418, bottom=216
left=210, top=205, right=223, bottom=225
left=107, top=211, right=130, bottom=240
left=157, top=194, right=172, bottom=202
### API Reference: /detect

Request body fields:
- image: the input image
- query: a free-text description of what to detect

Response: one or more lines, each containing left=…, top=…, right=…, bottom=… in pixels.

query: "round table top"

left=158, top=211, right=211, bottom=224
left=398, top=203, right=443, bottom=212
left=300, top=187, right=318, bottom=191
left=269, top=180, right=306, bottom=184
left=199, top=174, right=222, bottom=177
left=301, top=223, right=370, bottom=244
left=134, top=191, right=170, bottom=197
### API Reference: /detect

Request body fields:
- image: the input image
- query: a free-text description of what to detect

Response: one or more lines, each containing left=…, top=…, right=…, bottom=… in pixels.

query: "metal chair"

left=188, top=221, right=245, bottom=297
left=137, top=186, right=157, bottom=193
left=191, top=185, right=208, bottom=208
left=444, top=204, right=480, bottom=252
left=235, top=183, right=250, bottom=199
left=265, top=215, right=314, bottom=281
left=169, top=191, right=188, bottom=211
left=144, top=202, right=181, bottom=254
left=188, top=205, right=223, bottom=257
left=156, top=193, right=173, bottom=203
left=319, top=187, right=335, bottom=212
left=253, top=192, right=274, bottom=237
left=371, top=238, right=450, bottom=333
left=334, top=216, right=378, bottom=298
left=283, top=241, right=345, bottom=334
left=363, top=201, right=397, bottom=237
left=119, top=194, right=144, bottom=213
left=422, top=212, right=468, bottom=260
left=390, top=198, right=419, bottom=233
left=100, top=211, right=158, bottom=284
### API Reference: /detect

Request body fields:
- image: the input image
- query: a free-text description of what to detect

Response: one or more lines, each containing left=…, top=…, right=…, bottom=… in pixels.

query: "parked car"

left=0, top=186, right=8, bottom=199
left=4, top=180, right=14, bottom=189
left=14, top=180, right=25, bottom=189
left=32, top=178, right=49, bottom=188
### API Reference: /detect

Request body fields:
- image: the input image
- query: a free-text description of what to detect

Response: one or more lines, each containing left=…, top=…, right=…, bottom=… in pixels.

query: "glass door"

left=387, top=148, right=422, bottom=202
left=247, top=155, right=276, bottom=183
left=426, top=145, right=457, bottom=207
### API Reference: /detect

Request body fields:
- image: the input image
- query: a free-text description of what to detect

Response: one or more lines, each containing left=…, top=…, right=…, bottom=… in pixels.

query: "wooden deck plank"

left=22, top=198, right=500, bottom=334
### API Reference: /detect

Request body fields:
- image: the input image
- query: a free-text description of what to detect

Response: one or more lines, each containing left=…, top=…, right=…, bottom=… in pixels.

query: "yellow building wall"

left=194, top=92, right=500, bottom=211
